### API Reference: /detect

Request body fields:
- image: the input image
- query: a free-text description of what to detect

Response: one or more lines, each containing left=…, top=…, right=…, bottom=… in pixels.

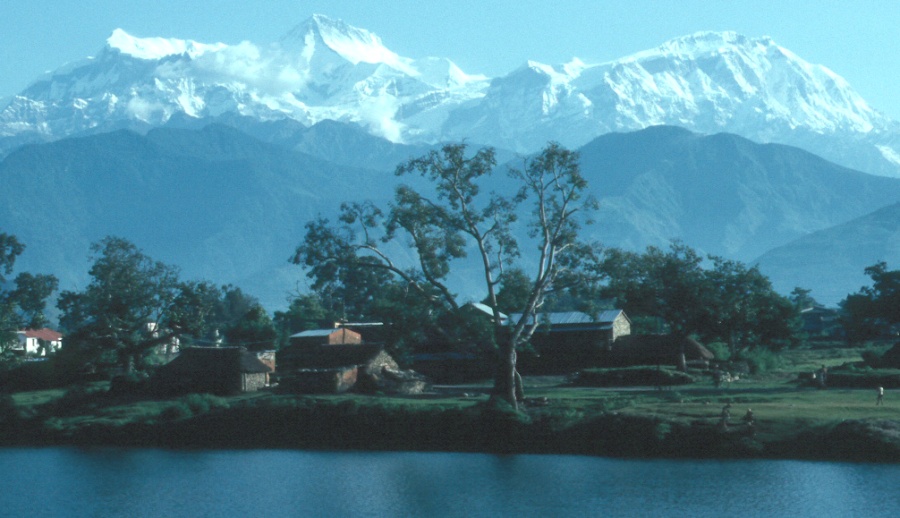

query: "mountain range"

left=2, top=122, right=897, bottom=308
left=2, top=15, right=900, bottom=179
left=1, top=15, right=898, bottom=309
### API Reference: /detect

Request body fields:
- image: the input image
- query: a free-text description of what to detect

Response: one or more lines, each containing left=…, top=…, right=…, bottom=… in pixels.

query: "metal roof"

left=290, top=329, right=341, bottom=338
left=507, top=310, right=624, bottom=326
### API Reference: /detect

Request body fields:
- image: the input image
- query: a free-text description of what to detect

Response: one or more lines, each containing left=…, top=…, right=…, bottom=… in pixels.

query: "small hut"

left=278, top=344, right=426, bottom=394
left=152, top=346, right=273, bottom=396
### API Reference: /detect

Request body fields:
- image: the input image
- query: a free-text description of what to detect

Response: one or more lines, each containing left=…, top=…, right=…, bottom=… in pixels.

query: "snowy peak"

left=105, top=28, right=226, bottom=60
left=2, top=23, right=900, bottom=177
left=628, top=31, right=769, bottom=60
left=280, top=14, right=407, bottom=69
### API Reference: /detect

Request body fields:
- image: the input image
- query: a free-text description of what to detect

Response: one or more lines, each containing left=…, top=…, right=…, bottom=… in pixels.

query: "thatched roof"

left=607, top=334, right=713, bottom=366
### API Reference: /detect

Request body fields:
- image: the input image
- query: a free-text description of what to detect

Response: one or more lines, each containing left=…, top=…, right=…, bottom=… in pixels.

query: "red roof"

left=19, top=328, right=63, bottom=341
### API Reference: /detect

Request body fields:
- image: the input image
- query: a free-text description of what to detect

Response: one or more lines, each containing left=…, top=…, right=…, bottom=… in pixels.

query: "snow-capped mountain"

left=2, top=16, right=900, bottom=177
left=0, top=14, right=487, bottom=144
left=442, top=31, right=900, bottom=177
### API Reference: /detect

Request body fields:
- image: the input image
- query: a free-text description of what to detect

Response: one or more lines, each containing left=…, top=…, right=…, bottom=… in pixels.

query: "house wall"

left=241, top=372, right=269, bottom=392
left=326, top=329, right=361, bottom=345
left=612, top=314, right=631, bottom=341
left=15, top=335, right=61, bottom=356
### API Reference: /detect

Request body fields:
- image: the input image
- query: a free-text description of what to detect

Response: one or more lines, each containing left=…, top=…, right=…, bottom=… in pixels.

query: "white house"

left=15, top=328, right=63, bottom=356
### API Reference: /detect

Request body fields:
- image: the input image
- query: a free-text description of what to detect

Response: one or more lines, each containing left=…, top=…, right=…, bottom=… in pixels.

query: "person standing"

left=876, top=386, right=884, bottom=406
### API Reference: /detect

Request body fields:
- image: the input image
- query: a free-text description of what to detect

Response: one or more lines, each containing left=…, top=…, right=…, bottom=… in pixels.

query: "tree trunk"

left=494, top=341, right=523, bottom=409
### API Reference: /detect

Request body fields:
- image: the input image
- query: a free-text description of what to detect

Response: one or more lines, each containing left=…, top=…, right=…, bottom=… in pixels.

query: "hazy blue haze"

left=2, top=448, right=898, bottom=517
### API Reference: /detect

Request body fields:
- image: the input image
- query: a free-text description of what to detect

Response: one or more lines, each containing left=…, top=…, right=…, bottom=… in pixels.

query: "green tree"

left=0, top=233, right=58, bottom=356
left=57, top=237, right=217, bottom=372
left=600, top=243, right=799, bottom=355
left=789, top=287, right=818, bottom=310
left=273, top=293, right=336, bottom=347
left=293, top=143, right=601, bottom=408
left=224, top=304, right=278, bottom=351
left=840, top=262, right=900, bottom=342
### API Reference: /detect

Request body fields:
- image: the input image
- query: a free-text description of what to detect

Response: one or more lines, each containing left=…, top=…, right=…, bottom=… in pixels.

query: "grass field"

left=2, top=345, right=898, bottom=460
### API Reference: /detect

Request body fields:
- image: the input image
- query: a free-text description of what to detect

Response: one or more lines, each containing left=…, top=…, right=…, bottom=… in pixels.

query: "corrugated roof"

left=508, top=310, right=623, bottom=326
left=290, top=329, right=340, bottom=338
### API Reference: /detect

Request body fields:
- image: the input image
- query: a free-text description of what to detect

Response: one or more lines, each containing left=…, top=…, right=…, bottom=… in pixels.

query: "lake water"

left=1, top=448, right=898, bottom=517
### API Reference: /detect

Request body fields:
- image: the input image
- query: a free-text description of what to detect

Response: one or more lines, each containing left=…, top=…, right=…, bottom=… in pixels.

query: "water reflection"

left=0, top=448, right=898, bottom=517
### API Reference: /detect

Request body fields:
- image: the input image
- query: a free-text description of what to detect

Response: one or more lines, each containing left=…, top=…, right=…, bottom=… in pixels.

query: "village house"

left=465, top=305, right=633, bottom=373
left=152, top=346, right=274, bottom=396
left=278, top=326, right=425, bottom=394
left=14, top=328, right=63, bottom=356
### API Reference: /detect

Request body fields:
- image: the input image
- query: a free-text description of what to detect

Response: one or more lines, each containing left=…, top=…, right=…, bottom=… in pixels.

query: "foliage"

left=273, top=293, right=337, bottom=347
left=705, top=342, right=731, bottom=361
left=57, top=237, right=219, bottom=372
left=0, top=233, right=59, bottom=355
left=293, top=143, right=602, bottom=407
left=790, top=287, right=818, bottom=310
left=599, top=242, right=800, bottom=353
left=840, top=262, right=900, bottom=343
left=733, top=347, right=785, bottom=374
left=223, top=304, right=277, bottom=351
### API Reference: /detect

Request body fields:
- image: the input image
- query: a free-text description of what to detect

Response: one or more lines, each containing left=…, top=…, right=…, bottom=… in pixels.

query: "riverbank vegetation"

left=1, top=347, right=898, bottom=462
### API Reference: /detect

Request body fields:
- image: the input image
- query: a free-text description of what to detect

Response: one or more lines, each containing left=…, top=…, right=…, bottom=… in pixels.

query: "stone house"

left=152, top=346, right=273, bottom=396
left=503, top=309, right=632, bottom=373
left=279, top=329, right=426, bottom=394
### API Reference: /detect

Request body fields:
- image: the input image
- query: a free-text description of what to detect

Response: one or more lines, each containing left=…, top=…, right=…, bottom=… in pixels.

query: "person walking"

left=876, top=386, right=884, bottom=406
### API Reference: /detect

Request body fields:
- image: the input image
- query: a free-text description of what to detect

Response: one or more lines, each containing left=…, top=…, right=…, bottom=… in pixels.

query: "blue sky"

left=3, top=0, right=899, bottom=118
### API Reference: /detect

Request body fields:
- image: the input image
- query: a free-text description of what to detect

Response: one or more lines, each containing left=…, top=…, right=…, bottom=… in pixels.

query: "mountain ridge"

left=3, top=123, right=897, bottom=309
left=2, top=16, right=899, bottom=177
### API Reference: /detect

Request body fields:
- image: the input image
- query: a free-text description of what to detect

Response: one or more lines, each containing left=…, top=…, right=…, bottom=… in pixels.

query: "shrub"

left=735, top=348, right=785, bottom=374
left=705, top=342, right=731, bottom=361
left=160, top=402, right=194, bottom=421
left=179, top=393, right=229, bottom=414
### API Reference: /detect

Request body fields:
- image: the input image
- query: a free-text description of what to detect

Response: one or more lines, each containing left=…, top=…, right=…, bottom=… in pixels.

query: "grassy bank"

left=1, top=348, right=898, bottom=462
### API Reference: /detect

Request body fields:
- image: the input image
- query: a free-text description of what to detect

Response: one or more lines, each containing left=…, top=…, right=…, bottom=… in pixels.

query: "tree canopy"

left=293, top=142, right=602, bottom=407
left=0, top=233, right=59, bottom=356
left=841, top=262, right=900, bottom=342
left=599, top=242, right=799, bottom=353
left=57, top=237, right=219, bottom=372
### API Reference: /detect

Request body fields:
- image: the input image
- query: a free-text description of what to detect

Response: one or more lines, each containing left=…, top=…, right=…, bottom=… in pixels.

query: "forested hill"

left=577, top=126, right=900, bottom=264
left=755, top=202, right=900, bottom=305
left=2, top=122, right=898, bottom=310
left=0, top=124, right=398, bottom=310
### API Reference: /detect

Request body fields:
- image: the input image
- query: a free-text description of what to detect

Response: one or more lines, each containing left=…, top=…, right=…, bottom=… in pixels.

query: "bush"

left=705, top=342, right=731, bottom=361
left=735, top=348, right=785, bottom=374
left=180, top=393, right=229, bottom=414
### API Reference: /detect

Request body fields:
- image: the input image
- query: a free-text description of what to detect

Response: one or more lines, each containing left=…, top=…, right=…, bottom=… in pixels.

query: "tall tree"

left=0, top=233, right=58, bottom=355
left=57, top=237, right=217, bottom=372
left=840, top=262, right=900, bottom=342
left=600, top=243, right=799, bottom=353
left=224, top=304, right=277, bottom=351
left=294, top=143, right=600, bottom=408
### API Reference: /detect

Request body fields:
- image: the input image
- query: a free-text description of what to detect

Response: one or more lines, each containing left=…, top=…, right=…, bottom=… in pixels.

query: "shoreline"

left=3, top=393, right=898, bottom=463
